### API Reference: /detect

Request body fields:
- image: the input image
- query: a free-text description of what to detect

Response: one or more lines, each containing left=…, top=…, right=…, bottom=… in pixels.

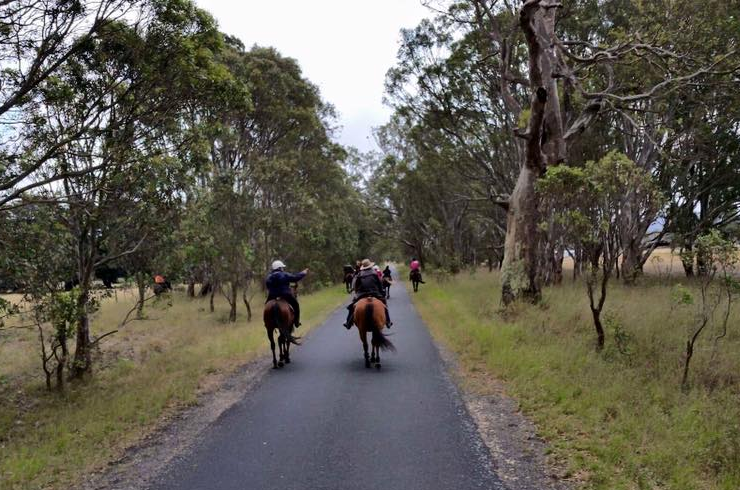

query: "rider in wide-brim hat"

left=344, top=258, right=391, bottom=330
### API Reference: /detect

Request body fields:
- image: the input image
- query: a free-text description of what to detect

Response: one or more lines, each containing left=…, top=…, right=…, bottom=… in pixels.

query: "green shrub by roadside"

left=0, top=286, right=345, bottom=490
left=409, top=271, right=740, bottom=490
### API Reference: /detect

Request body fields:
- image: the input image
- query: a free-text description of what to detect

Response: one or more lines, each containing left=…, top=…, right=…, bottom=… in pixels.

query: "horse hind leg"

left=375, top=345, right=381, bottom=370
left=268, top=328, right=278, bottom=369
left=284, top=333, right=291, bottom=364
left=277, top=334, right=285, bottom=368
left=362, top=332, right=370, bottom=368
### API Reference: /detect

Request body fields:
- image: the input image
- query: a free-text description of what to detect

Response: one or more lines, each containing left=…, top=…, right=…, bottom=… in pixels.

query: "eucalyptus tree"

left=405, top=0, right=740, bottom=303
left=183, top=42, right=363, bottom=321
left=385, top=15, right=519, bottom=221
left=539, top=152, right=662, bottom=349
left=0, top=0, right=136, bottom=209
left=29, top=0, right=225, bottom=377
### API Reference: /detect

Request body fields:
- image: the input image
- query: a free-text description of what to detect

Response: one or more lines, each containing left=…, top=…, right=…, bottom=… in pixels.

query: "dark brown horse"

left=382, top=276, right=392, bottom=298
left=343, top=271, right=354, bottom=293
left=410, top=269, right=422, bottom=292
left=263, top=299, right=300, bottom=368
left=353, top=297, right=394, bottom=369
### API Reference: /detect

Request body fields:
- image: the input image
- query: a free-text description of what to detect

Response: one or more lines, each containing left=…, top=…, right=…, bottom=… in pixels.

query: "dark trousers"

left=345, top=295, right=390, bottom=327
left=266, top=293, right=300, bottom=326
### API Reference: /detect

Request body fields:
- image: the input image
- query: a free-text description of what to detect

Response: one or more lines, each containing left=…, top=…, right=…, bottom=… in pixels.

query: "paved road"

left=152, top=276, right=505, bottom=490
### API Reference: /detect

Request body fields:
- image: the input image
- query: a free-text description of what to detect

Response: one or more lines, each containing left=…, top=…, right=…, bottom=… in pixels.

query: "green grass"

left=0, top=286, right=345, bottom=490
left=408, top=270, right=740, bottom=490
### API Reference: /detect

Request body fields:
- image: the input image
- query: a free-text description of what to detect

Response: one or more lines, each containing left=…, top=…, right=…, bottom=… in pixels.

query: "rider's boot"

left=343, top=305, right=354, bottom=329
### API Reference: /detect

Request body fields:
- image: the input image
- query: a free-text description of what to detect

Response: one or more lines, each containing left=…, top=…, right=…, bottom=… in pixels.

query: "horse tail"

left=271, top=300, right=282, bottom=329
left=287, top=330, right=301, bottom=345
left=367, top=301, right=395, bottom=352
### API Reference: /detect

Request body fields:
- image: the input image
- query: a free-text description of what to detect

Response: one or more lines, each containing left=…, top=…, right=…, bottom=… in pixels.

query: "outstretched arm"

left=286, top=269, right=308, bottom=282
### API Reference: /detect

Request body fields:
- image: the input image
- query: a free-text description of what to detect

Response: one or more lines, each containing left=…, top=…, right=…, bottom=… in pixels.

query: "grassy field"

left=408, top=269, right=740, bottom=490
left=0, top=286, right=346, bottom=490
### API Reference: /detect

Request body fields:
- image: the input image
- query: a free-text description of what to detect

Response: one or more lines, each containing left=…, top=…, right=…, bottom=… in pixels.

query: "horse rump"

left=365, top=300, right=395, bottom=351
left=270, top=300, right=301, bottom=345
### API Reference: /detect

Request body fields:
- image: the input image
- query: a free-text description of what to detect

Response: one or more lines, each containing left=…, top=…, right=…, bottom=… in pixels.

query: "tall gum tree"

left=464, top=0, right=740, bottom=304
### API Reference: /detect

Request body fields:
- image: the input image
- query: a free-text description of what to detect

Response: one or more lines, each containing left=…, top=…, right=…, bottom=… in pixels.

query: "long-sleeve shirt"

left=266, top=270, right=306, bottom=297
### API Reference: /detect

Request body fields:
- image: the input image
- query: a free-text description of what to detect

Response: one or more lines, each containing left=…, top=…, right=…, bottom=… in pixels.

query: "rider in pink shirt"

left=410, top=258, right=420, bottom=271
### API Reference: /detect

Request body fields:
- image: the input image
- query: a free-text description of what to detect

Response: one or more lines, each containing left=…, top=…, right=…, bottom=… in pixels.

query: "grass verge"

left=408, top=271, right=740, bottom=490
left=0, top=286, right=345, bottom=490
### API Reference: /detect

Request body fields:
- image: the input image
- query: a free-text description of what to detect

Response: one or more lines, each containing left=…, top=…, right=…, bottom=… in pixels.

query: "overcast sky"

left=194, top=0, right=431, bottom=152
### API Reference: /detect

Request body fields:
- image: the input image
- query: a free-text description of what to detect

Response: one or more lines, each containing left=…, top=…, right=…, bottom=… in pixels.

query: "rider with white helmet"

left=266, top=260, right=308, bottom=328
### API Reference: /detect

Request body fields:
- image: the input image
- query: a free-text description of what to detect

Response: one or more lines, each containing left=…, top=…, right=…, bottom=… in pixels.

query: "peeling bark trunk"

left=502, top=165, right=542, bottom=304
left=502, top=3, right=563, bottom=304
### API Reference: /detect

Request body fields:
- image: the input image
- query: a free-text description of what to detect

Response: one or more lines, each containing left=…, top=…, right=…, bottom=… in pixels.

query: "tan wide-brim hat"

left=360, top=258, right=375, bottom=270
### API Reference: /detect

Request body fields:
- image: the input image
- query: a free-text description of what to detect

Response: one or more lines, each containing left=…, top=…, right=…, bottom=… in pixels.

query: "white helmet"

left=271, top=260, right=286, bottom=271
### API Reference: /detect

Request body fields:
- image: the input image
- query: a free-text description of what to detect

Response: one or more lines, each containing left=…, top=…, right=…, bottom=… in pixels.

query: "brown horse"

left=353, top=297, right=394, bottom=369
left=263, top=299, right=300, bottom=368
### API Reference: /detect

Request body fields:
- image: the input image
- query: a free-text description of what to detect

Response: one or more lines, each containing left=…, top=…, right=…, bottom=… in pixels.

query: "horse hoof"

left=277, top=361, right=284, bottom=368
left=365, top=361, right=371, bottom=368
left=285, top=358, right=291, bottom=364
left=375, top=363, right=382, bottom=370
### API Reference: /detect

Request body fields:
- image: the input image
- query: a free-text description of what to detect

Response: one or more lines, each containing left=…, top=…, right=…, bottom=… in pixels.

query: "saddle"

left=272, top=297, right=295, bottom=314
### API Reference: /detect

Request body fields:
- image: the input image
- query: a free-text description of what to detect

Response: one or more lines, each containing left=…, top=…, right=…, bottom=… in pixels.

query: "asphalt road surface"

left=152, top=276, right=505, bottom=490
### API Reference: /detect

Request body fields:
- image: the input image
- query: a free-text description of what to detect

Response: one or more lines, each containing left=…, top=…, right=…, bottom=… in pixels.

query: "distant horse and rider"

left=409, top=257, right=425, bottom=292
left=342, top=264, right=355, bottom=293
left=381, top=265, right=392, bottom=298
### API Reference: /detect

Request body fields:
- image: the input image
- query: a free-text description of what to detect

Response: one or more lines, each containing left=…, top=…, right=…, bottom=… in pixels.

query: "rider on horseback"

left=266, top=260, right=308, bottom=328
left=343, top=259, right=392, bottom=330
left=409, top=257, right=425, bottom=283
left=382, top=265, right=392, bottom=280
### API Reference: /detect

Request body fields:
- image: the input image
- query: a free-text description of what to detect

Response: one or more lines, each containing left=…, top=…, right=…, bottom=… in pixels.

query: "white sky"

left=194, top=0, right=431, bottom=152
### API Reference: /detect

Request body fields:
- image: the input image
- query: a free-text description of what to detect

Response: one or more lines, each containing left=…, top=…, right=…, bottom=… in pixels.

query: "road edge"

left=78, top=304, right=345, bottom=490
left=402, top=278, right=574, bottom=490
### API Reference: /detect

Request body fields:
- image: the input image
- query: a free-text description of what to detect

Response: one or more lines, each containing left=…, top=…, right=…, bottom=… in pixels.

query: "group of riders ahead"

left=263, top=257, right=425, bottom=331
